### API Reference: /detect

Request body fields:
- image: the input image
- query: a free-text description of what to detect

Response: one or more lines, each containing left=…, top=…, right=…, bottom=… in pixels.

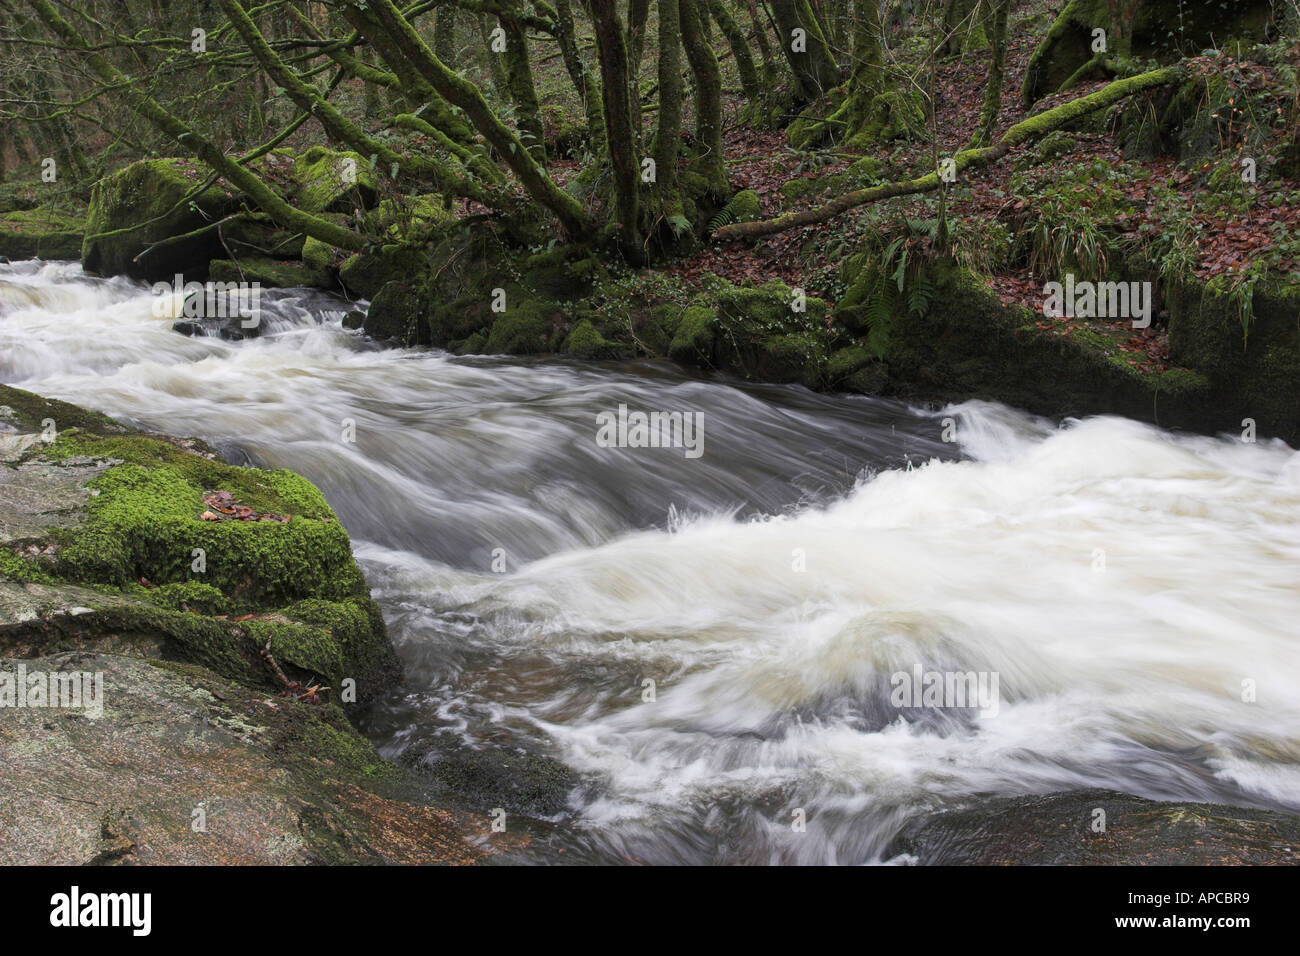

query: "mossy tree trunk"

left=969, top=0, right=1011, bottom=147
left=654, top=0, right=685, bottom=216
left=590, top=0, right=642, bottom=256
left=218, top=0, right=490, bottom=206
left=498, top=5, right=547, bottom=163
left=747, top=0, right=779, bottom=84
left=708, top=0, right=763, bottom=107
left=680, top=0, right=727, bottom=194
left=554, top=0, right=606, bottom=157
left=769, top=0, right=841, bottom=101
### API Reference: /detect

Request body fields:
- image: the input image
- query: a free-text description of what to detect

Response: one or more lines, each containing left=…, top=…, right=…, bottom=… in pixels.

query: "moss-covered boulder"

left=484, top=299, right=562, bottom=355
left=564, top=318, right=621, bottom=358
left=0, top=203, right=84, bottom=260
left=0, top=384, right=398, bottom=701
left=667, top=279, right=831, bottom=388
left=301, top=235, right=337, bottom=288
left=208, top=257, right=314, bottom=289
left=363, top=280, right=429, bottom=345
left=291, top=146, right=379, bottom=214
left=1168, top=276, right=1300, bottom=442
left=1023, top=0, right=1278, bottom=106
left=81, top=158, right=241, bottom=281
left=339, top=244, right=429, bottom=300
left=360, top=194, right=452, bottom=242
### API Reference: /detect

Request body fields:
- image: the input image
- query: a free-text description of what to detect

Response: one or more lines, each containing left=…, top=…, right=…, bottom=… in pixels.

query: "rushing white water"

left=4, top=260, right=1300, bottom=864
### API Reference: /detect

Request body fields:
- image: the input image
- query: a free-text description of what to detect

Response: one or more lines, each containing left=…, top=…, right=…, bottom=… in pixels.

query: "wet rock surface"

left=887, top=789, right=1300, bottom=865
left=0, top=651, right=513, bottom=864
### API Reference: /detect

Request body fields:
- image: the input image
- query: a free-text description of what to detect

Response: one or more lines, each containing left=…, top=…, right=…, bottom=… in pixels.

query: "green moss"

left=0, top=384, right=129, bottom=436
left=1022, top=0, right=1111, bottom=106
left=141, top=580, right=232, bottom=616
left=300, top=236, right=336, bottom=287
left=564, top=319, right=620, bottom=358
left=82, top=158, right=239, bottom=280
left=780, top=178, right=824, bottom=202
left=339, top=244, right=429, bottom=300
left=363, top=281, right=427, bottom=345
left=728, top=190, right=761, bottom=223
left=484, top=300, right=556, bottom=355
left=360, top=194, right=451, bottom=242
left=848, top=89, right=926, bottom=147
left=668, top=305, right=716, bottom=363
left=0, top=203, right=84, bottom=260
left=291, top=146, right=378, bottom=214
left=208, top=258, right=313, bottom=289
left=39, top=430, right=365, bottom=609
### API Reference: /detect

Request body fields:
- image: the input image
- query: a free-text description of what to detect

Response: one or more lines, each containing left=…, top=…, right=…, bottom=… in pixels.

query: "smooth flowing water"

left=4, top=260, right=1299, bottom=864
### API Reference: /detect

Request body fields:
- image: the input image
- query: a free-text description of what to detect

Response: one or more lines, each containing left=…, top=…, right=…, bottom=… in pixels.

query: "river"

left=3, top=259, right=1299, bottom=864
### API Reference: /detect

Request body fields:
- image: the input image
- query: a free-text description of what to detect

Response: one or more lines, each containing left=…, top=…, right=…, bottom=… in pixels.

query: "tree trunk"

left=970, top=0, right=1010, bottom=147
left=709, top=0, right=762, bottom=107
left=654, top=0, right=684, bottom=210
left=499, top=8, right=547, bottom=163
left=679, top=0, right=726, bottom=193
left=769, top=0, right=840, bottom=101
left=590, top=0, right=642, bottom=255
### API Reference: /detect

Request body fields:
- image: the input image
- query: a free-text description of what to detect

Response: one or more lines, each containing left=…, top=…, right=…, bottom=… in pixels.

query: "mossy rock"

left=360, top=194, right=452, bottom=242
left=484, top=300, right=562, bottom=355
left=339, top=244, right=429, bottom=300
left=856, top=258, right=1222, bottom=431
left=0, top=650, right=511, bottom=864
left=423, top=745, right=578, bottom=818
left=0, top=386, right=400, bottom=697
left=208, top=257, right=314, bottom=289
left=521, top=246, right=600, bottom=299
left=291, top=146, right=379, bottom=214
left=727, top=189, right=761, bottom=223
left=669, top=279, right=832, bottom=385
left=81, top=158, right=241, bottom=281
left=1024, top=0, right=1278, bottom=106
left=0, top=203, right=84, bottom=261
left=848, top=88, right=926, bottom=147
left=780, top=177, right=825, bottom=202
left=564, top=318, right=621, bottom=358
left=1168, top=275, right=1300, bottom=442
left=667, top=305, right=716, bottom=364
left=301, top=236, right=337, bottom=287
left=364, top=281, right=428, bottom=346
